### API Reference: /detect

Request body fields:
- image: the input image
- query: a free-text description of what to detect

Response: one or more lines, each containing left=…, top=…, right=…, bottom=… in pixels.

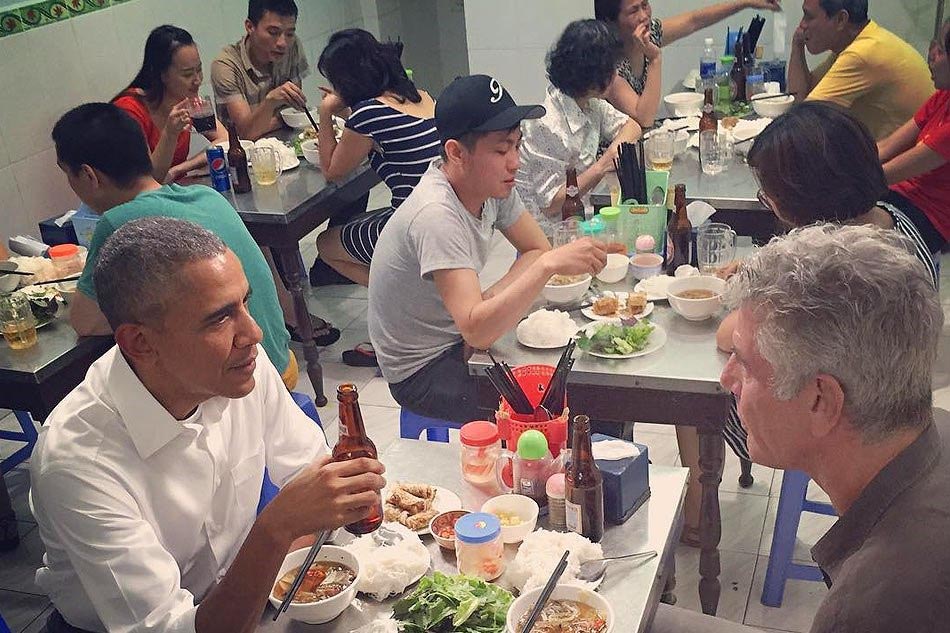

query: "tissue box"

left=593, top=433, right=650, bottom=524
left=38, top=215, right=78, bottom=246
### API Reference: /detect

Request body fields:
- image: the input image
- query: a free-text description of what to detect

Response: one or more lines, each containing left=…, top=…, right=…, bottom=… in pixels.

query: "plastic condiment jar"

left=546, top=473, right=567, bottom=531
left=460, top=421, right=501, bottom=488
left=48, top=244, right=81, bottom=277
left=455, top=512, right=504, bottom=581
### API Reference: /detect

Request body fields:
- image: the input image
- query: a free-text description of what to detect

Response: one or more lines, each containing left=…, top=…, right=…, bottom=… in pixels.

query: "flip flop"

left=287, top=315, right=341, bottom=347
left=342, top=342, right=378, bottom=367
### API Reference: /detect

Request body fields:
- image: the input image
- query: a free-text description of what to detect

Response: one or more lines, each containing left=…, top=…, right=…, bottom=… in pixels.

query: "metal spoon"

left=576, top=550, right=658, bottom=583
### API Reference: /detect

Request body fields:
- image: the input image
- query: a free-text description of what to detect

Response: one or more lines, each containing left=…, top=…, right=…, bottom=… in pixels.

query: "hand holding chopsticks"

left=521, top=550, right=570, bottom=633
left=272, top=530, right=330, bottom=621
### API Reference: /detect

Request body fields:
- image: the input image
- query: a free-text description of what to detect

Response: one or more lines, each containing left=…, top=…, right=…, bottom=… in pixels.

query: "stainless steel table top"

left=260, top=439, right=688, bottom=633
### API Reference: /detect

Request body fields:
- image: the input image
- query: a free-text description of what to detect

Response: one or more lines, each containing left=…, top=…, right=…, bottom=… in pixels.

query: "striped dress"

left=723, top=203, right=939, bottom=462
left=339, top=98, right=440, bottom=265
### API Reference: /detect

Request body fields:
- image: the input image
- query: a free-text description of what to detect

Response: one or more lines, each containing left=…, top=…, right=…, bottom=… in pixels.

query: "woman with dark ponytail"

left=113, top=25, right=226, bottom=183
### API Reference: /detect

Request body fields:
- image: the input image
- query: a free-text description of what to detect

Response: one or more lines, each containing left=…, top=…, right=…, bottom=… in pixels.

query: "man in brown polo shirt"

left=211, top=0, right=309, bottom=140
left=715, top=224, right=950, bottom=633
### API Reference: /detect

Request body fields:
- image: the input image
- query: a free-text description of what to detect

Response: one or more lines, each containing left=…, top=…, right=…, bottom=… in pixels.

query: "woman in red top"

left=113, top=25, right=226, bottom=183
left=878, top=20, right=950, bottom=253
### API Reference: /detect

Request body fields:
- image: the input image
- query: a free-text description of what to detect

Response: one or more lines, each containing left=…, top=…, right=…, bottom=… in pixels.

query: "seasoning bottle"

left=562, top=166, right=584, bottom=221
left=546, top=473, right=567, bottom=531
left=455, top=513, right=505, bottom=581
left=667, top=184, right=692, bottom=275
left=332, top=384, right=383, bottom=535
left=730, top=39, right=747, bottom=105
left=564, top=415, right=604, bottom=542
left=513, top=430, right=554, bottom=508
left=226, top=121, right=252, bottom=194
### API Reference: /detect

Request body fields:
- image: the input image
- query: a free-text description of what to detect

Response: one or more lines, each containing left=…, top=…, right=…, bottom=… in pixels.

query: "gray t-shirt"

left=368, top=160, right=525, bottom=383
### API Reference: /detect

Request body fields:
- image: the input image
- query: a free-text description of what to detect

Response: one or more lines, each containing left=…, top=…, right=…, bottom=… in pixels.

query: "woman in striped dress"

left=314, top=29, right=439, bottom=287
left=717, top=102, right=938, bottom=485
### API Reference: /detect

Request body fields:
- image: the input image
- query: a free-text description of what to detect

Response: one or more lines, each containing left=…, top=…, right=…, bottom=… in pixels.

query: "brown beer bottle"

left=565, top=415, right=604, bottom=543
left=699, top=87, right=718, bottom=134
left=562, top=166, right=584, bottom=221
left=332, top=384, right=383, bottom=535
left=730, top=39, right=747, bottom=105
left=226, top=121, right=252, bottom=194
left=667, top=184, right=693, bottom=275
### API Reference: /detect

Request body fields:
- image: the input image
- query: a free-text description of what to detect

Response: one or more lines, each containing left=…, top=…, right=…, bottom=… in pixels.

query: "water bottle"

left=700, top=38, right=717, bottom=88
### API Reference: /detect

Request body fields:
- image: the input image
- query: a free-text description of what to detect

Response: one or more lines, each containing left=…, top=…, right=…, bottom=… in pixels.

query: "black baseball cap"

left=435, top=74, right=545, bottom=142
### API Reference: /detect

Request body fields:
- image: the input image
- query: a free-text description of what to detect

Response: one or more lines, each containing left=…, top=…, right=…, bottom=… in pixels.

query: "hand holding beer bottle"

left=333, top=384, right=385, bottom=534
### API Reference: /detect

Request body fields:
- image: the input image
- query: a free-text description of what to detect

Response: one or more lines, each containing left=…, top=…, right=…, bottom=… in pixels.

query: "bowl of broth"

left=507, top=584, right=613, bottom=633
left=268, top=545, right=360, bottom=624
left=667, top=275, right=727, bottom=321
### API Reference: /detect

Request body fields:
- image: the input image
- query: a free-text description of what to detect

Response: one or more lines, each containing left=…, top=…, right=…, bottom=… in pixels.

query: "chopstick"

left=30, top=275, right=81, bottom=286
left=0, top=269, right=34, bottom=276
left=272, top=531, right=330, bottom=621
left=521, top=550, right=571, bottom=633
left=750, top=91, right=797, bottom=101
left=294, top=74, right=319, bottom=131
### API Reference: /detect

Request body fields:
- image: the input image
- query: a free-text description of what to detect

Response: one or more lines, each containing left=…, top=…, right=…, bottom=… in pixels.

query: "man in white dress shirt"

left=30, top=217, right=386, bottom=633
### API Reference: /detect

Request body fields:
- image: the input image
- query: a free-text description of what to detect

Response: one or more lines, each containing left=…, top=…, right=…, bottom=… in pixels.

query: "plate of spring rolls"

left=382, top=482, right=463, bottom=535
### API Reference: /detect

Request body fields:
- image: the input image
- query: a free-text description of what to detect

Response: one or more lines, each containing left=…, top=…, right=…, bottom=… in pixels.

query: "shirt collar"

left=811, top=418, right=942, bottom=571
left=106, top=348, right=229, bottom=460
left=239, top=36, right=269, bottom=80
left=547, top=84, right=590, bottom=136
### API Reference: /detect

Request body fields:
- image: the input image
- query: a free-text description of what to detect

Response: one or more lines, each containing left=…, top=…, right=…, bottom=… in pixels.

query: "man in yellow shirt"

left=788, top=0, right=934, bottom=139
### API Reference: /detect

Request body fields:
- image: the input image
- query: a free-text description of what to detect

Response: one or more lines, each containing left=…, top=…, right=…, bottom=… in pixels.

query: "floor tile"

left=671, top=546, right=758, bottom=625
left=716, top=492, right=769, bottom=555
left=20, top=604, right=54, bottom=633
left=0, top=590, right=50, bottom=633
left=633, top=431, right=681, bottom=467
left=744, top=555, right=827, bottom=632
left=720, top=454, right=774, bottom=498
left=0, top=525, right=45, bottom=595
left=358, top=376, right=399, bottom=409
left=4, top=467, right=33, bottom=522
left=634, top=422, right=677, bottom=436
left=757, top=496, right=837, bottom=563
left=302, top=294, right=368, bottom=331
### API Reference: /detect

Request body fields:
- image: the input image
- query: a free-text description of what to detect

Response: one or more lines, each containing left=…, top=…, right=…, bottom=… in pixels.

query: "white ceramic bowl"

left=300, top=139, right=320, bottom=166
left=664, top=92, right=704, bottom=117
left=268, top=545, right=360, bottom=624
left=595, top=253, right=629, bottom=284
left=542, top=274, right=591, bottom=305
left=752, top=95, right=794, bottom=119
left=506, top=584, right=614, bottom=633
left=280, top=107, right=320, bottom=129
left=0, top=262, right=20, bottom=292
left=629, top=253, right=663, bottom=280
left=215, top=139, right=254, bottom=155
left=428, top=509, right=470, bottom=550
left=481, top=494, right=539, bottom=544
left=667, top=275, right=727, bottom=321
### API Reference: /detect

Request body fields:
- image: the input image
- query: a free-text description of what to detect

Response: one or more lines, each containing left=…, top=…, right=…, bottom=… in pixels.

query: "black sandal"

left=287, top=315, right=341, bottom=347
left=342, top=342, right=378, bottom=367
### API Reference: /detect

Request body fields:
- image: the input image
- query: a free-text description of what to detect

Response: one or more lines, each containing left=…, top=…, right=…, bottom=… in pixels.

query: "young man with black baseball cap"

left=367, top=75, right=607, bottom=423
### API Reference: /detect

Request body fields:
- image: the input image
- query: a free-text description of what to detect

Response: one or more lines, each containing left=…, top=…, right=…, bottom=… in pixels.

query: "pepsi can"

left=206, top=145, right=231, bottom=192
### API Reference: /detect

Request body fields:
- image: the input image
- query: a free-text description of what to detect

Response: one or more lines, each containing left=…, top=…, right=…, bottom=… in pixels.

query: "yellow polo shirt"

left=807, top=21, right=934, bottom=139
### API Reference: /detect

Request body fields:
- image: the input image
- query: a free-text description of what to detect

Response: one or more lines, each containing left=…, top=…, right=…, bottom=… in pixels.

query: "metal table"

left=259, top=439, right=689, bottom=633
left=468, top=268, right=740, bottom=616
left=0, top=315, right=112, bottom=420
left=188, top=140, right=380, bottom=406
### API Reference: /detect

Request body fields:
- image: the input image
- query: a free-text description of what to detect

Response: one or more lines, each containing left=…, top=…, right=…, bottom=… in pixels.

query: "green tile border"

left=0, top=0, right=138, bottom=38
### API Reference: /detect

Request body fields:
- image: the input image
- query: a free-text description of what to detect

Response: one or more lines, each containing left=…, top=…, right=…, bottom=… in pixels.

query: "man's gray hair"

left=94, top=217, right=227, bottom=329
left=818, top=0, right=869, bottom=24
left=724, top=224, right=942, bottom=442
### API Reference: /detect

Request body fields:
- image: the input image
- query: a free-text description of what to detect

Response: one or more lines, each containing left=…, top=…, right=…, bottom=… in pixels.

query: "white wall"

left=0, top=0, right=377, bottom=240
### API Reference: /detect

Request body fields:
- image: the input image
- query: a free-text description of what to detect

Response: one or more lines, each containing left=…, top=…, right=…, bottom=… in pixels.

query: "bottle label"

left=565, top=185, right=579, bottom=198
left=564, top=499, right=582, bottom=534
left=519, top=478, right=536, bottom=497
left=700, top=61, right=716, bottom=78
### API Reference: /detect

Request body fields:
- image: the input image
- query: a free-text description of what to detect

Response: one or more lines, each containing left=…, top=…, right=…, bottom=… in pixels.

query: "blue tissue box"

left=593, top=433, right=651, bottom=524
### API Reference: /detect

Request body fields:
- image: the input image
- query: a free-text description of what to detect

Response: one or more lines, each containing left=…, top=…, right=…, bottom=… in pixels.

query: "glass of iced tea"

left=0, top=291, right=37, bottom=350
left=186, top=95, right=216, bottom=133
left=251, top=146, right=282, bottom=186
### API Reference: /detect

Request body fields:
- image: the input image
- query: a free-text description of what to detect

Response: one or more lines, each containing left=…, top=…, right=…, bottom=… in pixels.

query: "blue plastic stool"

left=761, top=469, right=837, bottom=606
left=0, top=612, right=11, bottom=633
left=1, top=411, right=38, bottom=475
left=257, top=392, right=323, bottom=514
left=398, top=408, right=465, bottom=442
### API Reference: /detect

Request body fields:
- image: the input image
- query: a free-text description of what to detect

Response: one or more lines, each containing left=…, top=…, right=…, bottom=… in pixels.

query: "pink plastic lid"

left=546, top=472, right=566, bottom=498
left=460, top=421, right=499, bottom=447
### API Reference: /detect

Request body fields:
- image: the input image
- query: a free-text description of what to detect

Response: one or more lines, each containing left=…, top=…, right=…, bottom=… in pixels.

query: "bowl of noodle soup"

left=507, top=583, right=613, bottom=633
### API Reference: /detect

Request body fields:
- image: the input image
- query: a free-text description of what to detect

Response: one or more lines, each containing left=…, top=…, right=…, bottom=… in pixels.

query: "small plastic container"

left=597, top=207, right=625, bottom=254
left=460, top=421, right=501, bottom=488
left=546, top=473, right=567, bottom=531
left=48, top=243, right=80, bottom=277
left=455, top=513, right=505, bottom=581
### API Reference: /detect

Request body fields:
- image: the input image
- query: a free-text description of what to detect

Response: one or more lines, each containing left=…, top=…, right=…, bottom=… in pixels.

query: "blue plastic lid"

left=454, top=512, right=501, bottom=544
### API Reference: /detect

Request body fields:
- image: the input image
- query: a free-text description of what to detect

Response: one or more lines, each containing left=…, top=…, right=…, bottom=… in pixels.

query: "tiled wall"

left=0, top=0, right=382, bottom=240
left=461, top=0, right=936, bottom=105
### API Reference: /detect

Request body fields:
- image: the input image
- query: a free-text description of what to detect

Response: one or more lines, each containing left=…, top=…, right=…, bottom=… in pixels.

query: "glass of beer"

left=648, top=130, right=674, bottom=171
left=251, top=146, right=282, bottom=186
left=0, top=291, right=38, bottom=350
left=697, top=223, right=738, bottom=274
left=186, top=95, right=216, bottom=133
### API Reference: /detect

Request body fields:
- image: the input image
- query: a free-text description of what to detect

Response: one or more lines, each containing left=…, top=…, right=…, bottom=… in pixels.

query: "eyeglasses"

left=756, top=189, right=777, bottom=212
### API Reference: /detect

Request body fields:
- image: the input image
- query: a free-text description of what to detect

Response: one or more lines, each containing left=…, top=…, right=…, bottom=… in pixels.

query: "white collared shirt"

left=31, top=346, right=328, bottom=633
left=516, top=84, right=630, bottom=218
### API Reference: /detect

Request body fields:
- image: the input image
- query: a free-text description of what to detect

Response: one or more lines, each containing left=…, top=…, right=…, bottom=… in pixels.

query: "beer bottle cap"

left=516, top=430, right=550, bottom=460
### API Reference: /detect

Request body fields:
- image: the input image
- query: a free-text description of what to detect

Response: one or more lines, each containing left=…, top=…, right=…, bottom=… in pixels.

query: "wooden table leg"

left=273, top=246, right=327, bottom=407
left=697, top=426, right=724, bottom=615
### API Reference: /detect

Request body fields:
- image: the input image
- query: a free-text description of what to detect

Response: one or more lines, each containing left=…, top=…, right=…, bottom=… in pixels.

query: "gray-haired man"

left=30, top=217, right=385, bottom=633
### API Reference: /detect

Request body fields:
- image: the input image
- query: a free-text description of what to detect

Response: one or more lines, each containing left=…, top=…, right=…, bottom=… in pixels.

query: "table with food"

left=259, top=435, right=689, bottom=633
